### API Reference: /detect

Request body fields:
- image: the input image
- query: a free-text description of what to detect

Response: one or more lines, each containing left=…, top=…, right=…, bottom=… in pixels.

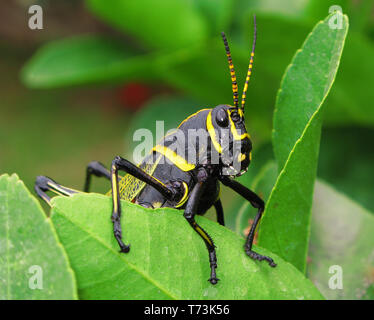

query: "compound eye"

left=231, top=110, right=240, bottom=122
left=216, top=109, right=229, bottom=127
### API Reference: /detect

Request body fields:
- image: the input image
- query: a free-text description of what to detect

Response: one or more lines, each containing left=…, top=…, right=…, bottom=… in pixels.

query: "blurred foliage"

left=21, top=0, right=374, bottom=132
left=21, top=35, right=156, bottom=88
left=309, top=180, right=374, bottom=300
left=319, top=127, right=374, bottom=212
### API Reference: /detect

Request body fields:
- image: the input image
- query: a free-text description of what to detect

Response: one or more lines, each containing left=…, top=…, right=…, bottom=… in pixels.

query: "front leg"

left=219, top=176, right=276, bottom=267
left=110, top=156, right=176, bottom=254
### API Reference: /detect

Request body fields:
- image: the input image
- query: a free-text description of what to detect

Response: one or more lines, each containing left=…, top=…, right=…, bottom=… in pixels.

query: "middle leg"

left=84, top=161, right=111, bottom=192
left=184, top=179, right=219, bottom=285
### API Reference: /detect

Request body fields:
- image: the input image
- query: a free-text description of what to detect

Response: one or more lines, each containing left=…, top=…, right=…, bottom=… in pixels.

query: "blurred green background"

left=0, top=0, right=373, bottom=299
left=1, top=0, right=373, bottom=210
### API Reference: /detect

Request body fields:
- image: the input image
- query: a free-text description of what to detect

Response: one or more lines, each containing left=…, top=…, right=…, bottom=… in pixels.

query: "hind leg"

left=34, top=176, right=79, bottom=205
left=36, top=160, right=110, bottom=205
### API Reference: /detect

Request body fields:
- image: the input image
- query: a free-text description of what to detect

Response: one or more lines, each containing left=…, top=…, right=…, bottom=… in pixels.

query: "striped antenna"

left=221, top=32, right=239, bottom=109
left=241, top=15, right=257, bottom=112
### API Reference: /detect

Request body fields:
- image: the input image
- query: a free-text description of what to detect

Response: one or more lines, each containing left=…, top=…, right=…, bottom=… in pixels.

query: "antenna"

left=241, top=15, right=257, bottom=112
left=221, top=32, right=239, bottom=109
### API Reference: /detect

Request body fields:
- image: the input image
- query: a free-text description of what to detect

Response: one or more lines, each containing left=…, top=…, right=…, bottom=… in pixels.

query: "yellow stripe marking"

left=228, top=110, right=250, bottom=141
left=47, top=181, right=78, bottom=196
left=111, top=169, right=119, bottom=212
left=238, top=153, right=246, bottom=162
left=177, top=109, right=210, bottom=128
left=206, top=111, right=223, bottom=154
left=46, top=182, right=64, bottom=196
left=175, top=182, right=189, bottom=208
left=152, top=201, right=162, bottom=208
left=152, top=145, right=195, bottom=171
left=195, top=224, right=213, bottom=246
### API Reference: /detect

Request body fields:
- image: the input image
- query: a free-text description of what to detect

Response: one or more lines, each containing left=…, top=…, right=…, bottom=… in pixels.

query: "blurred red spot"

left=118, top=82, right=152, bottom=111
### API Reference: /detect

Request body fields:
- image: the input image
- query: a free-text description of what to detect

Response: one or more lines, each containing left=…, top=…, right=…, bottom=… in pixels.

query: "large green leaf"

left=308, top=180, right=374, bottom=300
left=0, top=174, right=77, bottom=299
left=21, top=35, right=155, bottom=89
left=51, top=193, right=323, bottom=300
left=86, top=0, right=209, bottom=50
left=257, top=13, right=349, bottom=273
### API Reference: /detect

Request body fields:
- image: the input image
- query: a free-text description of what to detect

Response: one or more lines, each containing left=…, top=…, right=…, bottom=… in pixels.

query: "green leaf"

left=51, top=193, right=323, bottom=300
left=308, top=180, right=374, bottom=300
left=86, top=0, right=209, bottom=50
left=257, top=13, right=349, bottom=273
left=21, top=35, right=154, bottom=89
left=0, top=174, right=77, bottom=299
left=272, top=13, right=349, bottom=169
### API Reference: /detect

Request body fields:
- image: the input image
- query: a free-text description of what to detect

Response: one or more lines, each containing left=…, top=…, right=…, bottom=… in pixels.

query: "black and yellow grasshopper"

left=35, top=16, right=276, bottom=285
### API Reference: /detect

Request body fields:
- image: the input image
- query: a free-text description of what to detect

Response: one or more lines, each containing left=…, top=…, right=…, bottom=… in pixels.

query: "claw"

left=245, top=249, right=276, bottom=267
left=120, top=244, right=131, bottom=253
left=209, top=277, right=219, bottom=285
